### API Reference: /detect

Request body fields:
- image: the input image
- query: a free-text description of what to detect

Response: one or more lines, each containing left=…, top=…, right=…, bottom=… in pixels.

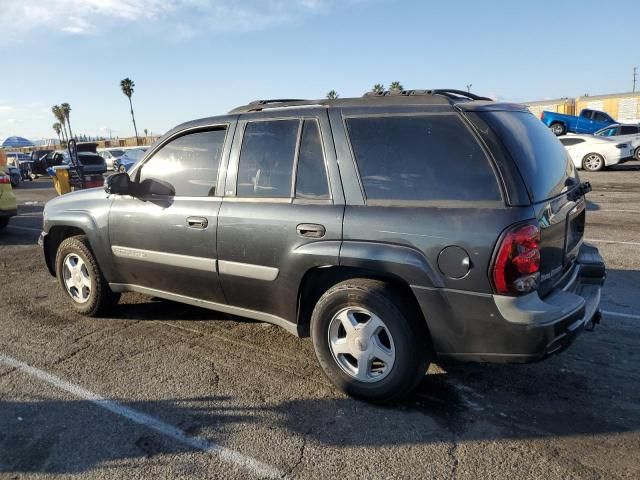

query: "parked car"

left=541, top=109, right=616, bottom=136
left=558, top=134, right=633, bottom=171
left=594, top=124, right=640, bottom=160
left=40, top=90, right=605, bottom=402
left=47, top=144, right=107, bottom=176
left=98, top=148, right=126, bottom=170
left=113, top=148, right=147, bottom=172
left=29, top=149, right=54, bottom=177
left=0, top=171, right=17, bottom=229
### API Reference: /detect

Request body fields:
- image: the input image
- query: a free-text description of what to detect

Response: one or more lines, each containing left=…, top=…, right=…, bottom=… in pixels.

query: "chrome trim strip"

left=218, top=260, right=279, bottom=281
left=111, top=246, right=216, bottom=272
left=108, top=283, right=299, bottom=336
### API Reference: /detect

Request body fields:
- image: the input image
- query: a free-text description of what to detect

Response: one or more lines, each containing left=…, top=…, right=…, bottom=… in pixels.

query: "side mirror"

left=105, top=172, right=131, bottom=195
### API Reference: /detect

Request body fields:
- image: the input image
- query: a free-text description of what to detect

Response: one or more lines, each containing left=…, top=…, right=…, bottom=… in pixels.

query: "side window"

left=237, top=119, right=299, bottom=198
left=593, top=112, right=609, bottom=122
left=560, top=138, right=585, bottom=146
left=295, top=120, right=330, bottom=200
left=620, top=125, right=639, bottom=135
left=138, top=128, right=226, bottom=197
left=346, top=115, right=501, bottom=202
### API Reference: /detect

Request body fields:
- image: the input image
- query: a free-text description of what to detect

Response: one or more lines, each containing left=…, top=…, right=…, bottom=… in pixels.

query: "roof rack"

left=363, top=89, right=493, bottom=101
left=229, top=99, right=325, bottom=114
left=229, top=89, right=493, bottom=114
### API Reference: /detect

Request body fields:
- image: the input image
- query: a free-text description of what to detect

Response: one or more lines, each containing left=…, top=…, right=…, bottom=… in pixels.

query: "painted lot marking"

left=585, top=238, right=640, bottom=247
left=0, top=353, right=284, bottom=479
left=603, top=310, right=640, bottom=321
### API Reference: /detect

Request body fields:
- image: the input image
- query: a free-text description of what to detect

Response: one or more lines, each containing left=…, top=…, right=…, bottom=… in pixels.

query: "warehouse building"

left=524, top=92, right=640, bottom=123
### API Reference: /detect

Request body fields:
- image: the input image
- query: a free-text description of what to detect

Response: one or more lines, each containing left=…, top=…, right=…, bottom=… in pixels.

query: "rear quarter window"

left=480, top=111, right=576, bottom=202
left=345, top=114, right=501, bottom=204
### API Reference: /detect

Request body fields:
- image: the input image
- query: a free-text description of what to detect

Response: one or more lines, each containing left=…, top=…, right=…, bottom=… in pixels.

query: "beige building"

left=524, top=92, right=640, bottom=123
left=523, top=98, right=575, bottom=118
left=575, top=92, right=640, bottom=123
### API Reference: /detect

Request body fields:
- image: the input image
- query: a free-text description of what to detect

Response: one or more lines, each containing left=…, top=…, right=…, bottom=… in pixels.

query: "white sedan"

left=594, top=124, right=640, bottom=161
left=558, top=135, right=634, bottom=172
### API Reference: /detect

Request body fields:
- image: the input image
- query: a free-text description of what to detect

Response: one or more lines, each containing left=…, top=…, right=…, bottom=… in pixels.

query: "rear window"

left=480, top=111, right=576, bottom=202
left=345, top=114, right=501, bottom=203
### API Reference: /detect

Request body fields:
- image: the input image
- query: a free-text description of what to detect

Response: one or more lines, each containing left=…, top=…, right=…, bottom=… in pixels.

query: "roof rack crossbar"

left=363, top=89, right=493, bottom=101
left=230, top=99, right=324, bottom=113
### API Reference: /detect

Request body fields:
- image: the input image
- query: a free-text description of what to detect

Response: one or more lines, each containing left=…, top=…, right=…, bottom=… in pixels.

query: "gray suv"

left=39, top=90, right=605, bottom=402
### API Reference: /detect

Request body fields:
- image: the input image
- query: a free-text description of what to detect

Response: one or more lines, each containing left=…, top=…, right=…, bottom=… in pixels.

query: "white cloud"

left=0, top=0, right=347, bottom=41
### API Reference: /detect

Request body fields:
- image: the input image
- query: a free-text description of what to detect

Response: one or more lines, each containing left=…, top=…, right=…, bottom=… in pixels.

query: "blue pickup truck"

left=541, top=109, right=616, bottom=136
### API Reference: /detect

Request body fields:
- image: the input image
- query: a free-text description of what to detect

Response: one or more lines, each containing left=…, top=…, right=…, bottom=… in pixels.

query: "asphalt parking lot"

left=1, top=166, right=639, bottom=479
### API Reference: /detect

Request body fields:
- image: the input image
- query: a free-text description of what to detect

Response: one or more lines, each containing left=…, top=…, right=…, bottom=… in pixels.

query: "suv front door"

left=216, top=111, right=344, bottom=329
left=108, top=122, right=235, bottom=303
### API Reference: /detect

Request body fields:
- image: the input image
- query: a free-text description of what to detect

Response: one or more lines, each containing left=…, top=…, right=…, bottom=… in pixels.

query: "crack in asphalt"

left=282, top=433, right=308, bottom=479
left=448, top=440, right=459, bottom=480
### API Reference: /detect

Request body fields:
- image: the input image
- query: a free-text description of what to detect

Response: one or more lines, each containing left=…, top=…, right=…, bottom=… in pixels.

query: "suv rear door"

left=216, top=109, right=343, bottom=328
left=108, top=121, right=234, bottom=303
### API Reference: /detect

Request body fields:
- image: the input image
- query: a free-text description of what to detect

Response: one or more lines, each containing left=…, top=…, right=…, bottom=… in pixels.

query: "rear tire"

left=0, top=217, right=9, bottom=230
left=634, top=147, right=640, bottom=161
left=311, top=279, right=431, bottom=403
left=118, top=165, right=126, bottom=173
left=55, top=235, right=120, bottom=316
left=582, top=153, right=604, bottom=172
left=550, top=122, right=566, bottom=136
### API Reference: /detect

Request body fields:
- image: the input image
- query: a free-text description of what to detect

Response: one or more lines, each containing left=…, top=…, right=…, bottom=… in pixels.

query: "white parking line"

left=603, top=310, right=640, bottom=320
left=5, top=225, right=41, bottom=233
left=585, top=238, right=640, bottom=246
left=0, top=353, right=284, bottom=479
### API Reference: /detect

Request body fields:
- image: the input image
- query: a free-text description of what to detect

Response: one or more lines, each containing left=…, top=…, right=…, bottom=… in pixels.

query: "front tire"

left=0, top=217, right=9, bottom=230
left=311, top=279, right=431, bottom=403
left=118, top=165, right=126, bottom=173
left=582, top=153, right=604, bottom=172
left=55, top=235, right=120, bottom=316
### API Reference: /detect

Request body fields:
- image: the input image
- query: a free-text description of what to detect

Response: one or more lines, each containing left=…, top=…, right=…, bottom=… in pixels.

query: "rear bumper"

left=412, top=243, right=605, bottom=363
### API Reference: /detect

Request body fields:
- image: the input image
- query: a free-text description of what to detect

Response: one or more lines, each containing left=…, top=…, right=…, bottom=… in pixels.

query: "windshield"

left=481, top=111, right=578, bottom=202
left=109, top=149, right=125, bottom=156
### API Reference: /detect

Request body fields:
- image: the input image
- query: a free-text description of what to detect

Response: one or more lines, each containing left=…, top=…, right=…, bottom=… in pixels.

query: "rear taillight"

left=540, top=112, right=544, bottom=120
left=0, top=174, right=10, bottom=184
left=492, top=222, right=540, bottom=295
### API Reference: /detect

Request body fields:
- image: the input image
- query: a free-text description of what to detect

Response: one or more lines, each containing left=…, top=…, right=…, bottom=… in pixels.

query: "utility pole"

left=634, top=67, right=638, bottom=93
left=466, top=83, right=472, bottom=93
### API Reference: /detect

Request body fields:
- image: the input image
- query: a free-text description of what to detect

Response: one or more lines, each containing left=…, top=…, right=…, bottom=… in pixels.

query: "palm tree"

left=372, top=83, right=385, bottom=94
left=52, top=105, right=68, bottom=142
left=52, top=122, right=62, bottom=145
left=144, top=128, right=148, bottom=137
left=326, top=90, right=339, bottom=100
left=60, top=103, right=73, bottom=140
left=389, top=81, right=404, bottom=92
left=120, top=78, right=140, bottom=145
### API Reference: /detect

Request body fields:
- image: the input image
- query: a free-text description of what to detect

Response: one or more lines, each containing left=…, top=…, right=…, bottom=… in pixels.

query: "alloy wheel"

left=62, top=253, right=92, bottom=304
left=328, top=307, right=396, bottom=383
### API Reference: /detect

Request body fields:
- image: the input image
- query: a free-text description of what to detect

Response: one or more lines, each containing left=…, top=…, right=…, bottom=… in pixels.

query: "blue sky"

left=0, top=0, right=635, bottom=141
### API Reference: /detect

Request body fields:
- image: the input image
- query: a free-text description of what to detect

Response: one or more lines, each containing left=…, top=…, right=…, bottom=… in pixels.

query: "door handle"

left=187, top=216, right=208, bottom=229
left=297, top=223, right=325, bottom=238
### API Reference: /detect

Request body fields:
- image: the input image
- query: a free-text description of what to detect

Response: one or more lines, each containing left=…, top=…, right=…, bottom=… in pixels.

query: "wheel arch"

left=296, top=265, right=432, bottom=346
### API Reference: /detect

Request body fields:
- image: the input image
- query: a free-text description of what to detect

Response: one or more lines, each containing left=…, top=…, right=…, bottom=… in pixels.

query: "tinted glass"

left=295, top=120, right=329, bottom=199
left=620, top=125, right=639, bottom=135
left=346, top=115, right=500, bottom=202
left=482, top=111, right=576, bottom=201
left=559, top=138, right=585, bottom=146
left=593, top=112, right=609, bottom=122
left=139, top=129, right=226, bottom=197
left=237, top=120, right=299, bottom=197
left=597, top=127, right=617, bottom=136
